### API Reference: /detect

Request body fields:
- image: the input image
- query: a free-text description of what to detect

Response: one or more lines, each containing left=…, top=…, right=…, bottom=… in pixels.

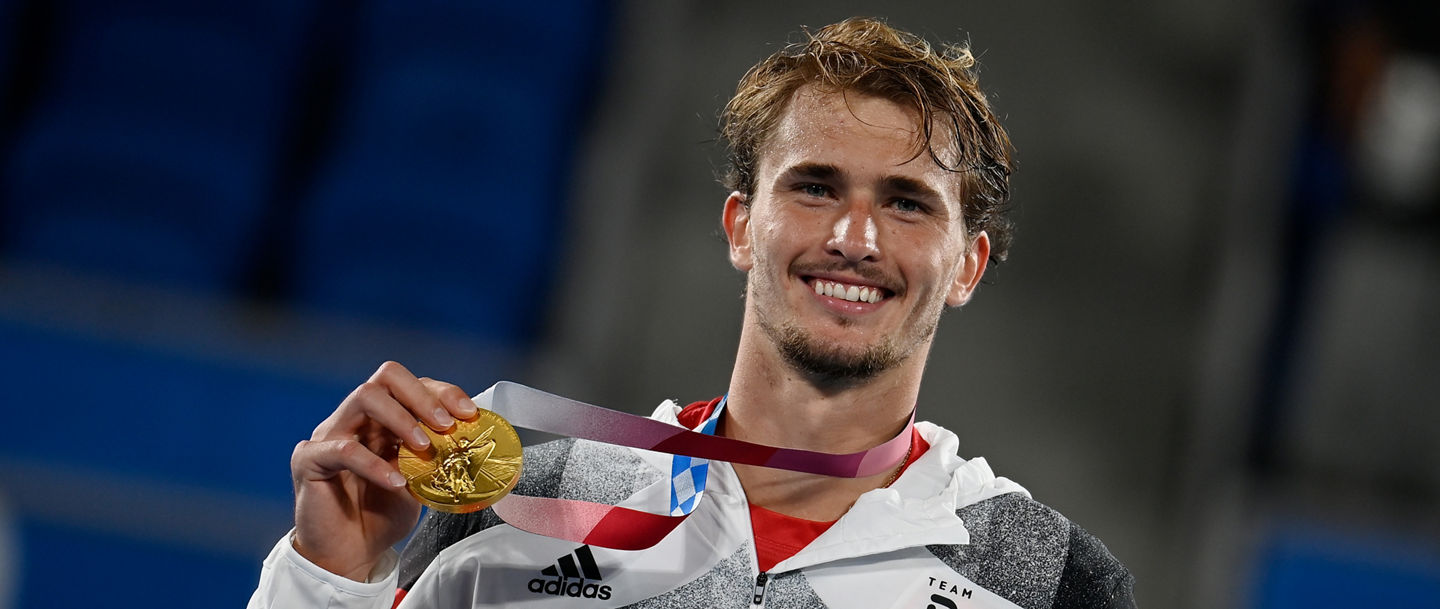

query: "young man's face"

left=724, top=85, right=990, bottom=381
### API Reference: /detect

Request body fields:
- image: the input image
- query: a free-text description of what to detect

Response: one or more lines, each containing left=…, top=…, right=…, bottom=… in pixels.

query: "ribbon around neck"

left=479, top=382, right=914, bottom=550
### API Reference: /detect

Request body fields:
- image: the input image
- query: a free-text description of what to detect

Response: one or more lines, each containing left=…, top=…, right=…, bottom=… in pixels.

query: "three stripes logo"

left=527, top=545, right=613, bottom=600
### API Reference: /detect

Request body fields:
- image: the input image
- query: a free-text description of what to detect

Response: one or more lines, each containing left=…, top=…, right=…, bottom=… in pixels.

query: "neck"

left=722, top=321, right=928, bottom=519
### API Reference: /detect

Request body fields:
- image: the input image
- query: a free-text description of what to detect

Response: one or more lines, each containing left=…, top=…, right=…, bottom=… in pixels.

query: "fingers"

left=418, top=376, right=479, bottom=420
left=292, top=438, right=408, bottom=490
left=300, top=362, right=479, bottom=487
left=369, top=361, right=459, bottom=431
left=325, top=378, right=434, bottom=451
left=316, top=362, right=472, bottom=451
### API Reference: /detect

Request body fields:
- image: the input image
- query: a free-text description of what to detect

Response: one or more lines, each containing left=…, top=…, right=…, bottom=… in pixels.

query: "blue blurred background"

left=0, top=1, right=1436, bottom=608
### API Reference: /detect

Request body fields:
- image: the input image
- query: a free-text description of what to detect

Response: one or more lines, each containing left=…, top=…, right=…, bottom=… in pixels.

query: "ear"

left=946, top=231, right=990, bottom=306
left=722, top=191, right=753, bottom=271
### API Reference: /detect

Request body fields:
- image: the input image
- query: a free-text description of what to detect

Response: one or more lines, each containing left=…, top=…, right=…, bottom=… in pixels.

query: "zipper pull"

left=751, top=572, right=769, bottom=606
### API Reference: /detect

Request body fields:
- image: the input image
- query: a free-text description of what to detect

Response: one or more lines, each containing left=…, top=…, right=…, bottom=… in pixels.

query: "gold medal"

left=397, top=408, right=523, bottom=513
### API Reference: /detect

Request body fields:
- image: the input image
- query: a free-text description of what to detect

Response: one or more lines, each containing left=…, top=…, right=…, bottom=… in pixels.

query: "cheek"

left=753, top=216, right=802, bottom=260
left=913, top=248, right=968, bottom=297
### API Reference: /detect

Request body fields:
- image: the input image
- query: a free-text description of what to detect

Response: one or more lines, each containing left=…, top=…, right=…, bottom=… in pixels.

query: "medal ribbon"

left=483, top=382, right=913, bottom=550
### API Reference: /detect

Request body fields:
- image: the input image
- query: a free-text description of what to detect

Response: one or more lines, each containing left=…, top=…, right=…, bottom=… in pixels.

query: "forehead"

left=757, top=85, right=961, bottom=189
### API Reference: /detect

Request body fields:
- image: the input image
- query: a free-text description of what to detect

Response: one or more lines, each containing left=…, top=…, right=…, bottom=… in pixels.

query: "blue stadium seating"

left=0, top=3, right=613, bottom=607
left=1, top=1, right=316, bottom=292
left=1253, top=527, right=1440, bottom=609
left=289, top=1, right=610, bottom=344
left=0, top=317, right=348, bottom=607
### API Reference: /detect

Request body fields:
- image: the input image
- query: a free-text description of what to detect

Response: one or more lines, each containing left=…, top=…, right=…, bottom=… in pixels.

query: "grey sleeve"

left=1051, top=524, right=1136, bottom=609
left=397, top=509, right=502, bottom=591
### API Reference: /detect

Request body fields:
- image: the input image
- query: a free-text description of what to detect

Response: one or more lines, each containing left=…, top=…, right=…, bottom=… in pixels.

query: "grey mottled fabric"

left=1051, top=524, right=1136, bottom=609
left=927, top=493, right=1134, bottom=609
left=622, top=545, right=754, bottom=608
left=398, top=438, right=1136, bottom=608
left=762, top=570, right=827, bottom=609
left=930, top=493, right=1069, bottom=608
left=399, top=438, right=662, bottom=589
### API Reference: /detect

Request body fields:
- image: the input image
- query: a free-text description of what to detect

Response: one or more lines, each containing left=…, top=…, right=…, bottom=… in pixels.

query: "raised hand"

left=289, top=361, right=478, bottom=580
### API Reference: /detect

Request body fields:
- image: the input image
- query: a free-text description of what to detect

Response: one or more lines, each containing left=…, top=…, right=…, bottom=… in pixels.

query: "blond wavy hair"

left=721, top=17, right=1015, bottom=262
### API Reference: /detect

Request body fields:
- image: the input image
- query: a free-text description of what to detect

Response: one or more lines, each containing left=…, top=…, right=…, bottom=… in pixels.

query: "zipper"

left=751, top=572, right=769, bottom=606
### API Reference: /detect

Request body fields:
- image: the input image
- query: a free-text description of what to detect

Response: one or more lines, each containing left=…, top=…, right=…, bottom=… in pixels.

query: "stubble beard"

left=751, top=275, right=943, bottom=385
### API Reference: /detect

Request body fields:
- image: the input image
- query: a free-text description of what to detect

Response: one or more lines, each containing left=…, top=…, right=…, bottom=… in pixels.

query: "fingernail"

left=411, top=426, right=430, bottom=447
left=433, top=408, right=455, bottom=427
left=388, top=471, right=406, bottom=487
left=456, top=397, right=478, bottom=417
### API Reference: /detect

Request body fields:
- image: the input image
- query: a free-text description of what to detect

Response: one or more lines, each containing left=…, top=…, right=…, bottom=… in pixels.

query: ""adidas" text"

left=527, top=577, right=612, bottom=600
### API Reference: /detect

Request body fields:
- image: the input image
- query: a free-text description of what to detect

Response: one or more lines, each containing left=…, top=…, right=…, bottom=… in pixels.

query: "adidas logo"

left=527, top=545, right=613, bottom=600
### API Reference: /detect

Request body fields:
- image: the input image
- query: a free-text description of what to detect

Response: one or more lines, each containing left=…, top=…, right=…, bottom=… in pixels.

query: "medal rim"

left=396, top=408, right=524, bottom=514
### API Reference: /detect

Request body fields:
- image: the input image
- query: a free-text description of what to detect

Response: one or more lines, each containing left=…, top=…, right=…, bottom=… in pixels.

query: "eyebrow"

left=880, top=175, right=944, bottom=203
left=777, top=162, right=948, bottom=204
left=779, top=162, right=841, bottom=183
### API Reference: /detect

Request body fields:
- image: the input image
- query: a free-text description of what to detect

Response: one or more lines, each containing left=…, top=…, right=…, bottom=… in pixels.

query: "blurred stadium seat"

left=289, top=2, right=610, bottom=344
left=0, top=1, right=612, bottom=607
left=1, top=1, right=316, bottom=292
left=1252, top=527, right=1440, bottom=609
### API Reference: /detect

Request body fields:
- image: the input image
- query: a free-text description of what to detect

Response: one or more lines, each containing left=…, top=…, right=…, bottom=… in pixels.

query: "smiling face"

left=724, top=85, right=990, bottom=383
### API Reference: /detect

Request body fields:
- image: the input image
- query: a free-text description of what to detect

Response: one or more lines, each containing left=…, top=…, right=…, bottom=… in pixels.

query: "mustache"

left=789, top=260, right=904, bottom=296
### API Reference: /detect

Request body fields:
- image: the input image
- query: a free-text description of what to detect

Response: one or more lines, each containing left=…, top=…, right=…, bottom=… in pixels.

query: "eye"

left=799, top=183, right=830, bottom=198
left=892, top=198, right=924, bottom=214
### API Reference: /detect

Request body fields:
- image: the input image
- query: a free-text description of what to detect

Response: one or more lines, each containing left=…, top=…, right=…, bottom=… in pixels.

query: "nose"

left=826, top=201, right=881, bottom=262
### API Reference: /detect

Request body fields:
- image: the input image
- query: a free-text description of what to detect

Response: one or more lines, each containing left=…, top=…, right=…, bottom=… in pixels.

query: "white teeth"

left=814, top=280, right=883, bottom=303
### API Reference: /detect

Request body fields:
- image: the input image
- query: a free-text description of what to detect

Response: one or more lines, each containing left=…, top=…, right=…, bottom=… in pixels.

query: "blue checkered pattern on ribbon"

left=668, top=397, right=726, bottom=516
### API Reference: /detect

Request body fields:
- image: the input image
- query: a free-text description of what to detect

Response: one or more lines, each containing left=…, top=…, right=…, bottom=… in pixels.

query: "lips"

left=792, top=260, right=901, bottom=311
left=810, top=278, right=885, bottom=303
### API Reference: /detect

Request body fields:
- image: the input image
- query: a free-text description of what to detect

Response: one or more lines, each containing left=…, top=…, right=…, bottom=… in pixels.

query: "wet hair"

left=721, top=17, right=1016, bottom=262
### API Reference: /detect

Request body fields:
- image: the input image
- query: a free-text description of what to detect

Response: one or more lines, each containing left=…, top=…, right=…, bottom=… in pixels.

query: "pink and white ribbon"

left=483, top=382, right=913, bottom=550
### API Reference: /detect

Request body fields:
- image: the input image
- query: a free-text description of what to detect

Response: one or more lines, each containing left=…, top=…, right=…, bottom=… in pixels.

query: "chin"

left=767, top=320, right=903, bottom=383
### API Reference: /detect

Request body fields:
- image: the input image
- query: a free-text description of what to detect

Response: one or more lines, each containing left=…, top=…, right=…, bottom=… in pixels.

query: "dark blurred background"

left=0, top=1, right=1437, bottom=607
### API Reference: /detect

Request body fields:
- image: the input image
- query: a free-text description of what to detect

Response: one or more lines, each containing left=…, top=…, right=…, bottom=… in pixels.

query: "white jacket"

left=250, top=400, right=1135, bottom=608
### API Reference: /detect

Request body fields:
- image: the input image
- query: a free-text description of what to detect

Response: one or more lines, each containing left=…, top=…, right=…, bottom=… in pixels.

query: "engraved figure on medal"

left=398, top=409, right=523, bottom=513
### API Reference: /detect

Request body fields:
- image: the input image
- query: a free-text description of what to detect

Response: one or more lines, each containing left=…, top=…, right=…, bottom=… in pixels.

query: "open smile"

left=804, top=277, right=892, bottom=304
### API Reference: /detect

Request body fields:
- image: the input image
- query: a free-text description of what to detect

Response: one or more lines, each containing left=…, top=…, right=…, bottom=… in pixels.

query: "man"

left=251, top=17, right=1136, bottom=608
